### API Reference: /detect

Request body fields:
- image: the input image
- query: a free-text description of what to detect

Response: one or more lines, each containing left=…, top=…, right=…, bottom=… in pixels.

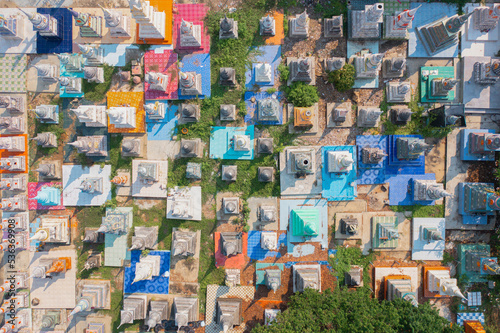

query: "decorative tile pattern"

left=28, top=182, right=65, bottom=210
left=205, top=285, right=255, bottom=333
left=457, top=313, right=485, bottom=326
left=144, top=49, right=179, bottom=100
left=177, top=53, right=211, bottom=99
left=468, top=292, right=482, bottom=307
left=106, top=91, right=146, bottom=133
left=123, top=250, right=170, bottom=294
left=0, top=54, right=27, bottom=92
left=321, top=145, right=357, bottom=201
left=173, top=3, right=210, bottom=53
left=386, top=135, right=426, bottom=175
left=382, top=0, right=410, bottom=15
left=214, top=232, right=248, bottom=269
left=247, top=231, right=286, bottom=260
left=244, top=91, right=284, bottom=125
left=356, top=135, right=387, bottom=185
left=36, top=8, right=73, bottom=54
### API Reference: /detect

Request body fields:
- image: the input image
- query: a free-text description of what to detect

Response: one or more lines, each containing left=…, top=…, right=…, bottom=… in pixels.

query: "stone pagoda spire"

left=19, top=9, right=48, bottom=30
left=260, top=14, right=275, bottom=36
left=19, top=8, right=58, bottom=37
left=446, top=12, right=474, bottom=34
left=417, top=11, right=473, bottom=55
left=132, top=255, right=161, bottom=283
left=385, top=5, right=420, bottom=39
left=99, top=5, right=120, bottom=27
left=219, top=14, right=238, bottom=39
left=427, top=269, right=467, bottom=299
left=473, top=4, right=500, bottom=33
left=129, top=0, right=166, bottom=40
left=179, top=19, right=202, bottom=47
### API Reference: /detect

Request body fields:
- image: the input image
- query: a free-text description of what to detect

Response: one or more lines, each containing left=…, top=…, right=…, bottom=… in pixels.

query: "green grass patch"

left=82, top=64, right=119, bottom=102
left=329, top=246, right=374, bottom=288
left=381, top=90, right=453, bottom=138
left=107, top=134, right=133, bottom=177
left=390, top=204, right=445, bottom=218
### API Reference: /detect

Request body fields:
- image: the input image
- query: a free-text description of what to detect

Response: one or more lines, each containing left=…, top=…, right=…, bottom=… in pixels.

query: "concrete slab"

left=445, top=120, right=498, bottom=230
left=247, top=197, right=279, bottom=231
left=62, top=165, right=112, bottom=206
left=408, top=3, right=459, bottom=58
left=114, top=169, right=131, bottom=197
left=169, top=228, right=201, bottom=285
left=286, top=104, right=320, bottom=135
left=71, top=8, right=137, bottom=45
left=131, top=160, right=168, bottom=198
left=68, top=313, right=112, bottom=333
left=30, top=249, right=77, bottom=309
left=373, top=266, right=419, bottom=300
left=462, top=3, right=500, bottom=57
left=328, top=200, right=367, bottom=218
left=368, top=211, right=411, bottom=253
left=166, top=186, right=202, bottom=221
left=462, top=56, right=500, bottom=113
left=334, top=213, right=363, bottom=240
left=216, top=192, right=243, bottom=223
left=425, top=137, right=446, bottom=182
left=405, top=58, right=455, bottom=93
left=326, top=102, right=354, bottom=128
left=412, top=218, right=445, bottom=261
left=279, top=198, right=328, bottom=253
left=32, top=309, right=71, bottom=332
left=147, top=140, right=179, bottom=160
left=279, top=146, right=322, bottom=197
left=0, top=9, right=37, bottom=54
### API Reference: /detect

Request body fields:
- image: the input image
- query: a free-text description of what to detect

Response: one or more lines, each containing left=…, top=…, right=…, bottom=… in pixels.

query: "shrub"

left=328, top=63, right=356, bottom=92
left=286, top=82, right=319, bottom=107
left=277, top=63, right=289, bottom=82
